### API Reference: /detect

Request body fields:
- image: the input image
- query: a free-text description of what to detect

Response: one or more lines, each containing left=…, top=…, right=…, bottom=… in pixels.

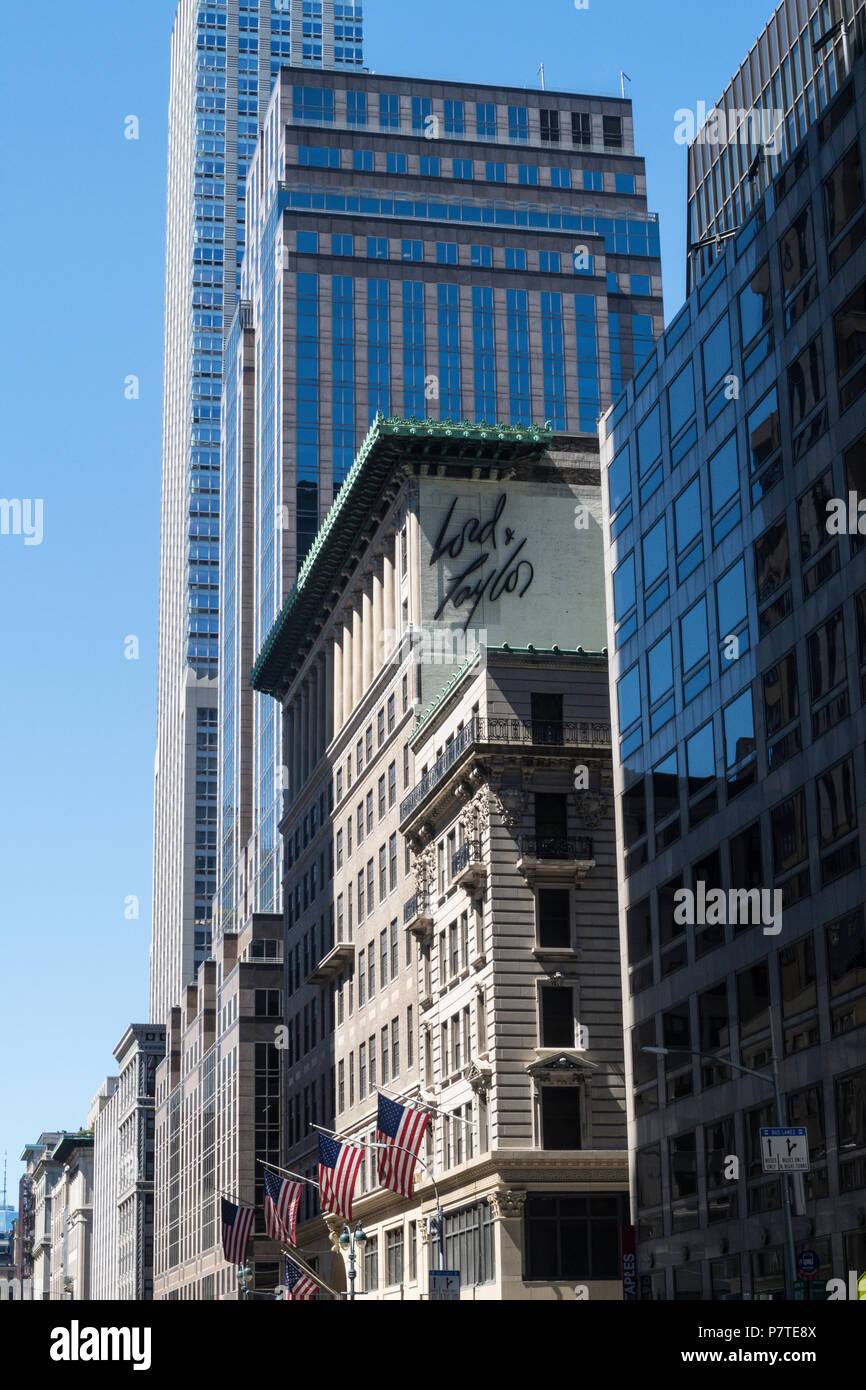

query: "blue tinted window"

left=379, top=93, right=399, bottom=129
left=668, top=360, right=695, bottom=436
left=613, top=553, right=636, bottom=620
left=507, top=105, right=528, bottom=142
left=419, top=156, right=440, bottom=177
left=518, top=165, right=539, bottom=185
left=608, top=445, right=630, bottom=513
left=485, top=162, right=505, bottom=182
left=636, top=404, right=661, bottom=475
left=739, top=259, right=771, bottom=345
left=617, top=664, right=641, bottom=733
left=615, top=173, right=635, bottom=193
left=709, top=433, right=739, bottom=514
left=367, top=237, right=388, bottom=259
left=332, top=234, right=353, bottom=255
left=716, top=559, right=748, bottom=634
left=298, top=145, right=339, bottom=168
left=505, top=248, right=527, bottom=270
left=387, top=152, right=407, bottom=173
left=550, top=168, right=571, bottom=188
left=452, top=159, right=473, bottom=179
left=436, top=242, right=458, bottom=265
left=471, top=245, right=492, bottom=267
left=675, top=477, right=701, bottom=551
left=444, top=100, right=464, bottom=136
left=583, top=170, right=603, bottom=191
left=297, top=231, right=319, bottom=252
left=747, top=387, right=780, bottom=471
left=539, top=252, right=561, bottom=272
left=642, top=516, right=667, bottom=587
left=353, top=149, right=374, bottom=171
left=680, top=598, right=709, bottom=670
left=686, top=722, right=715, bottom=786
left=411, top=96, right=431, bottom=132
left=723, top=689, right=755, bottom=767
left=476, top=102, right=497, bottom=139
left=401, top=240, right=423, bottom=261
left=346, top=92, right=367, bottom=127
left=648, top=632, right=673, bottom=701
left=607, top=272, right=619, bottom=293
left=631, top=274, right=650, bottom=296
left=702, top=312, right=731, bottom=391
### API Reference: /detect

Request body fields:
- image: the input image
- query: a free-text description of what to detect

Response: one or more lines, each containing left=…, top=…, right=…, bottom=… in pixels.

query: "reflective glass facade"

left=217, top=70, right=664, bottom=937
left=687, top=0, right=866, bottom=286
left=604, top=51, right=866, bottom=1298
left=153, top=0, right=364, bottom=1024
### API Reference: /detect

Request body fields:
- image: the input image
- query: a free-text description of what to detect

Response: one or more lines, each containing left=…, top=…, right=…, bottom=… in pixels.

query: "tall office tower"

left=687, top=0, right=866, bottom=287
left=252, top=418, right=628, bottom=1299
left=151, top=0, right=365, bottom=1027
left=219, top=66, right=664, bottom=942
left=602, top=42, right=866, bottom=1299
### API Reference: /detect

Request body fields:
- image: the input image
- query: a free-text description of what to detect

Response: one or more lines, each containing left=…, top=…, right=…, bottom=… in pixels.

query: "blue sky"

left=0, top=0, right=774, bottom=1186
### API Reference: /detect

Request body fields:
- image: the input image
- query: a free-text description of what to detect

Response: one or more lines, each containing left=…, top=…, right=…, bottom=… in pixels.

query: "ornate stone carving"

left=413, top=843, right=436, bottom=899
left=487, top=1189, right=527, bottom=1219
left=492, top=785, right=527, bottom=829
left=416, top=1216, right=430, bottom=1247
left=572, top=787, right=610, bottom=829
left=458, top=787, right=490, bottom=843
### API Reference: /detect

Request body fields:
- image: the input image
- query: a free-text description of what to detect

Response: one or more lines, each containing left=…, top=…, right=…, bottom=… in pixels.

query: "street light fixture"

left=641, top=1046, right=798, bottom=1299
left=339, top=1221, right=367, bottom=1301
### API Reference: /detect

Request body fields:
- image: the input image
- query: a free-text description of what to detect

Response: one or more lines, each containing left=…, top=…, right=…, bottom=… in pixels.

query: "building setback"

left=151, top=0, right=365, bottom=1029
left=601, top=37, right=866, bottom=1298
left=248, top=416, right=628, bottom=1299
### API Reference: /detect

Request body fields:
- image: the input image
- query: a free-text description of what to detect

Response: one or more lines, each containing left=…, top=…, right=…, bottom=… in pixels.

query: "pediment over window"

left=526, top=1050, right=596, bottom=1082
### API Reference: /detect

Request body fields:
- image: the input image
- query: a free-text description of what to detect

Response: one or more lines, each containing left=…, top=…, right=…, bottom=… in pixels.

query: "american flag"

left=221, top=1197, right=254, bottom=1266
left=317, top=1133, right=363, bottom=1220
left=263, top=1169, right=303, bottom=1246
left=376, top=1093, right=430, bottom=1198
left=285, top=1256, right=317, bottom=1302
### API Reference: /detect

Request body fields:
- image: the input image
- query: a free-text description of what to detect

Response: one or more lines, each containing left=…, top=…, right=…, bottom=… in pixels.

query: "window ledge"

left=532, top=946, right=581, bottom=963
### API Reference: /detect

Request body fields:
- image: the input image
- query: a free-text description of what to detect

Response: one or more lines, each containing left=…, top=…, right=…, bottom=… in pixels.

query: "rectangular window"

left=540, top=1088, right=581, bottom=1149
left=537, top=888, right=571, bottom=948
left=540, top=986, right=574, bottom=1046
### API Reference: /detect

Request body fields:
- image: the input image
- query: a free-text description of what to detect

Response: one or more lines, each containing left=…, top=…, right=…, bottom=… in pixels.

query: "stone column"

left=372, top=555, right=384, bottom=679
left=324, top=641, right=334, bottom=747
left=361, top=578, right=373, bottom=693
left=342, top=616, right=353, bottom=719
left=333, top=631, right=344, bottom=735
left=316, top=658, right=326, bottom=758
left=383, top=535, right=396, bottom=654
left=301, top=679, right=310, bottom=785
left=352, top=601, right=363, bottom=707
left=292, top=693, right=301, bottom=795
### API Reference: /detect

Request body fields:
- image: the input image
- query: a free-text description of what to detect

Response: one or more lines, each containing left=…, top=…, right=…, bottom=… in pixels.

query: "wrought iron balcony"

left=519, top=835, right=594, bottom=861
left=399, top=715, right=611, bottom=823
left=403, top=892, right=434, bottom=938
left=451, top=840, right=487, bottom=893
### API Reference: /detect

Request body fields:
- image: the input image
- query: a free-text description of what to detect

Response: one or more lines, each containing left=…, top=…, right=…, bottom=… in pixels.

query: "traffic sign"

left=760, top=1126, right=809, bottom=1172
left=429, top=1269, right=460, bottom=1301
left=797, top=1249, right=819, bottom=1280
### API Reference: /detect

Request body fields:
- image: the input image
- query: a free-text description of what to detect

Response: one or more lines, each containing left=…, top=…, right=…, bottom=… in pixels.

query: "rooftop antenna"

left=537, top=62, right=545, bottom=91
left=620, top=71, right=631, bottom=99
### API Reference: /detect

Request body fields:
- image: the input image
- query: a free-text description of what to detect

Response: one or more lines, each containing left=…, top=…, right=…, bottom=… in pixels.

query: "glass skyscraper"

left=217, top=68, right=665, bottom=940
left=151, top=0, right=364, bottom=1027
left=603, top=31, right=866, bottom=1299
left=687, top=0, right=866, bottom=287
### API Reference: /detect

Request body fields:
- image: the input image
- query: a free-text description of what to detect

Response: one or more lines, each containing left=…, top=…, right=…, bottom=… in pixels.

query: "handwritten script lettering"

left=430, top=493, right=534, bottom=629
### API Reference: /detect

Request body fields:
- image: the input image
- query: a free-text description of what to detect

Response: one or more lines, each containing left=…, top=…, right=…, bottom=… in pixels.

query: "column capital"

left=486, top=1188, right=527, bottom=1220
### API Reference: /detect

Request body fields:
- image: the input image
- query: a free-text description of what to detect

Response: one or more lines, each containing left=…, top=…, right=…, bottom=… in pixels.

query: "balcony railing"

left=451, top=841, right=479, bottom=876
left=400, top=716, right=611, bottom=822
left=403, top=892, right=432, bottom=925
left=520, top=835, right=594, bottom=861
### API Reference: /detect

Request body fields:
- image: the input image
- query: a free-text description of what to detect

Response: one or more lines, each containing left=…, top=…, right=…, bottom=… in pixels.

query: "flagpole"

left=256, top=1157, right=320, bottom=1190
left=310, top=1121, right=446, bottom=1272
left=220, top=1191, right=256, bottom=1208
left=377, top=1082, right=474, bottom=1132
left=280, top=1244, right=341, bottom=1300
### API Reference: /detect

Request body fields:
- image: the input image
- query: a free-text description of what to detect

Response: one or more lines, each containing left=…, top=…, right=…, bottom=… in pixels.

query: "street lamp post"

left=365, top=1139, right=445, bottom=1272
left=338, top=1222, right=367, bottom=1300
left=643, top=1046, right=798, bottom=1300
